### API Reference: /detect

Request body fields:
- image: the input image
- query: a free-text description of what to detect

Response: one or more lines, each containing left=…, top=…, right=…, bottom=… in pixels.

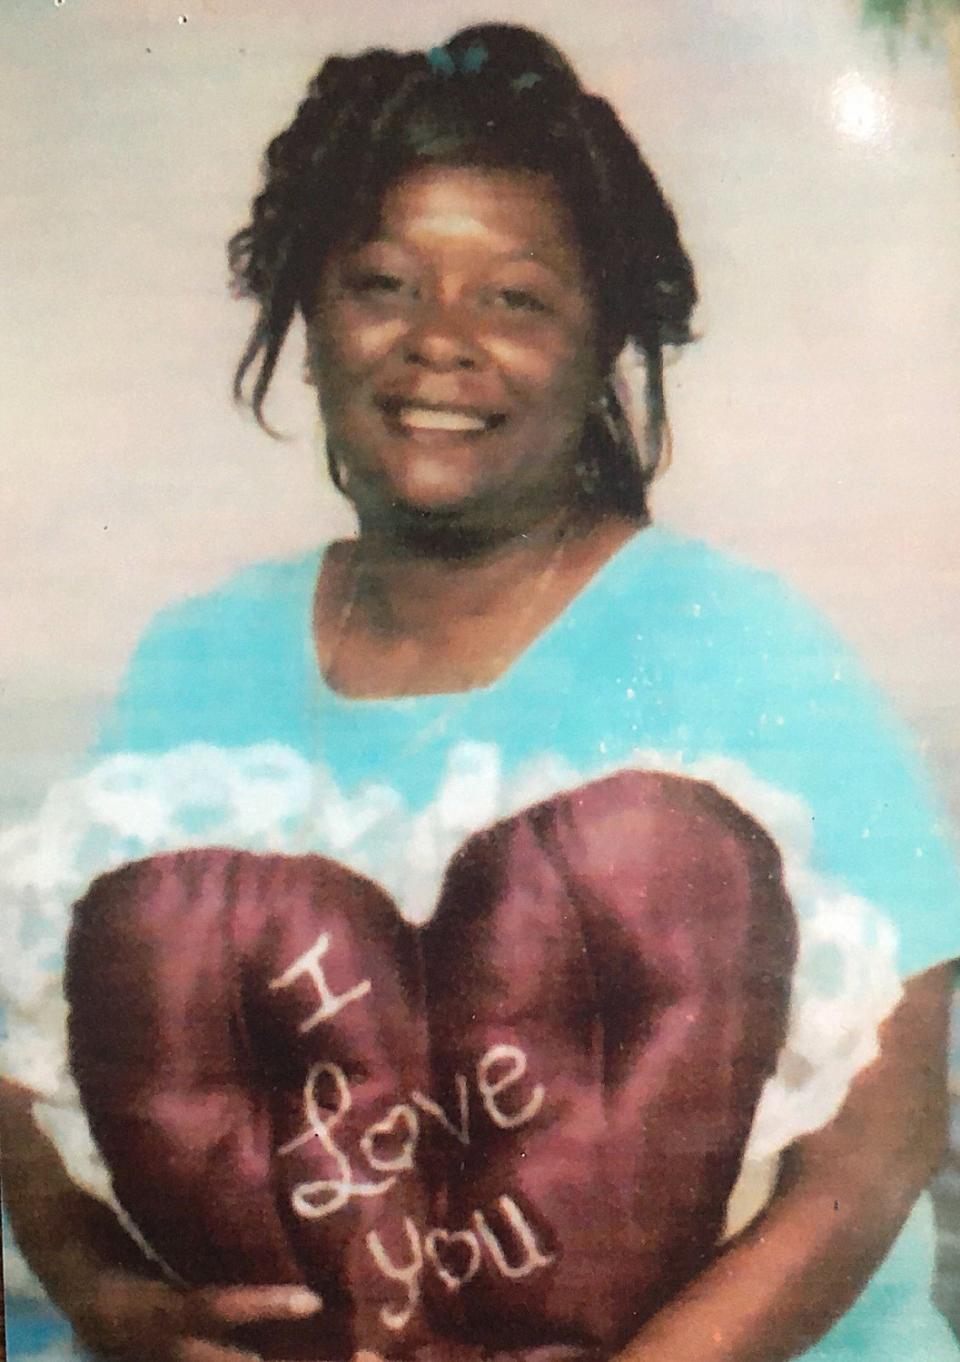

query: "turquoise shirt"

left=7, top=526, right=960, bottom=1359
left=98, top=525, right=960, bottom=981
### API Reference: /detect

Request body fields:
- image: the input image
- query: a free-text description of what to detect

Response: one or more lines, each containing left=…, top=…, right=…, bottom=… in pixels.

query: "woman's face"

left=305, top=164, right=603, bottom=536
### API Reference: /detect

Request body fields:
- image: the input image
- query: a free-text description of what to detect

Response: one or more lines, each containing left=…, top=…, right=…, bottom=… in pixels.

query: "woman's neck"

left=314, top=508, right=642, bottom=699
left=349, top=508, right=583, bottom=636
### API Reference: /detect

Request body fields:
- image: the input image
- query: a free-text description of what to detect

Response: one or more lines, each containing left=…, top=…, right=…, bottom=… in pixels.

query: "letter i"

left=270, top=931, right=371, bottom=1032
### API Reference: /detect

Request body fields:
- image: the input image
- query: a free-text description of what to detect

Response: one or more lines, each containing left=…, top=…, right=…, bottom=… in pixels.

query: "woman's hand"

left=0, top=1077, right=322, bottom=1361
left=64, top=1273, right=322, bottom=1362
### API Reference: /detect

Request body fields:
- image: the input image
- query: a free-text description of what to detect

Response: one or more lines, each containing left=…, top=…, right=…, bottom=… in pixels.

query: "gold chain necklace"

left=320, top=518, right=576, bottom=703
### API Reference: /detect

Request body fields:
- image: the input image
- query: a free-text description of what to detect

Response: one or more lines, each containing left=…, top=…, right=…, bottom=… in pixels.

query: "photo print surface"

left=3, top=3, right=960, bottom=1361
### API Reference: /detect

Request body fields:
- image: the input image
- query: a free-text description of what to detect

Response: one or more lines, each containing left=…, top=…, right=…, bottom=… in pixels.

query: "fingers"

left=78, top=1273, right=185, bottom=1355
left=174, top=1339, right=264, bottom=1362
left=173, top=1286, right=323, bottom=1362
left=193, top=1284, right=323, bottom=1329
left=77, top=1273, right=323, bottom=1362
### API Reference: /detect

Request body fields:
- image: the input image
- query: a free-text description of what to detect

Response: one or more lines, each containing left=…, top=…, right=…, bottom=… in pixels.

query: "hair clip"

left=425, top=41, right=488, bottom=78
left=426, top=46, right=457, bottom=77
left=460, top=42, right=489, bottom=74
left=511, top=71, right=543, bottom=92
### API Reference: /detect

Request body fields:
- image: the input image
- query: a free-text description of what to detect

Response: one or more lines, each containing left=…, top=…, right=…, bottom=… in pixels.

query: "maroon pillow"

left=66, top=771, right=796, bottom=1361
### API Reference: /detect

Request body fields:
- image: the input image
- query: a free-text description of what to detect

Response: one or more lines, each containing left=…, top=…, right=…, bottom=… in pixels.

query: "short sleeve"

left=726, top=571, right=960, bottom=984
left=661, top=556, right=960, bottom=1175
left=600, top=535, right=960, bottom=985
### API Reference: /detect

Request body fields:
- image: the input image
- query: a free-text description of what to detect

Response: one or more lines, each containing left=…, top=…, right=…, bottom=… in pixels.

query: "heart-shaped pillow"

left=66, top=771, right=796, bottom=1360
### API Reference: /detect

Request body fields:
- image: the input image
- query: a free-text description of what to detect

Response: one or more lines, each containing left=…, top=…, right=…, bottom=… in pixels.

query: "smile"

left=378, top=399, right=506, bottom=437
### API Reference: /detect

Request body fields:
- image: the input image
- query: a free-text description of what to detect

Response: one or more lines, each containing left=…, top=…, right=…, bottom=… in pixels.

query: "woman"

left=2, top=22, right=959, bottom=1362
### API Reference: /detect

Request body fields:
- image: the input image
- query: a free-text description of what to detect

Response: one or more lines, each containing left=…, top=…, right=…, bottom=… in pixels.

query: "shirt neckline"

left=301, top=524, right=667, bottom=712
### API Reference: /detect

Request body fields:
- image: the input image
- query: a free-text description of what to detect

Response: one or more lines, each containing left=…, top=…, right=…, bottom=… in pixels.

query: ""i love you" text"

left=268, top=929, right=554, bottom=1332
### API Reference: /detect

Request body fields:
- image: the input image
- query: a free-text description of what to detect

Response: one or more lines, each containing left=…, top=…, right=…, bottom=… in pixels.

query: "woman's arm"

left=0, top=1077, right=322, bottom=1362
left=617, top=962, right=953, bottom=1362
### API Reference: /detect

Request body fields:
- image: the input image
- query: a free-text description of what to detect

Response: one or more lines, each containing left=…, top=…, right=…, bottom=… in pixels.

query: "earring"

left=325, top=440, right=349, bottom=495
left=600, top=373, right=652, bottom=470
left=310, top=421, right=350, bottom=494
left=574, top=448, right=602, bottom=497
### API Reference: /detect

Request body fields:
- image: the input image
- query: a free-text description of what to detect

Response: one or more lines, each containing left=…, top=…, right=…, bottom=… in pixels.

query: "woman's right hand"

left=64, top=1272, right=323, bottom=1362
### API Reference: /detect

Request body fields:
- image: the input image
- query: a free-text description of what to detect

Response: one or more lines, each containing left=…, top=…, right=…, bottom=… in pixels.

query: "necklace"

left=302, top=512, right=636, bottom=822
left=317, top=516, right=578, bottom=703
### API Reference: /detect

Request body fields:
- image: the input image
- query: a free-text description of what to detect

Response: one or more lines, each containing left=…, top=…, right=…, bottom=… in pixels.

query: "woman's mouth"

left=403, top=408, right=488, bottom=432
left=377, top=398, right=506, bottom=437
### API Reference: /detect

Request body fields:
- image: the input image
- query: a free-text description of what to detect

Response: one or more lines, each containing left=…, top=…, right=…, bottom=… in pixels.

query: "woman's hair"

left=228, top=23, right=697, bottom=518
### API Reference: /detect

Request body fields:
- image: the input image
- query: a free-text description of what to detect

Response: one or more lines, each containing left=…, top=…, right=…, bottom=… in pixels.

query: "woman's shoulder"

left=93, top=546, right=325, bottom=757
left=608, top=523, right=791, bottom=593
left=148, top=545, right=324, bottom=632
left=124, top=545, right=325, bottom=670
left=605, top=524, right=840, bottom=646
left=591, top=525, right=905, bottom=765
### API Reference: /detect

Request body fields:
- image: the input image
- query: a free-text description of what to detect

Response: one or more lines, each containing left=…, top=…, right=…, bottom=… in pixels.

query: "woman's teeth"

left=398, top=407, right=489, bottom=432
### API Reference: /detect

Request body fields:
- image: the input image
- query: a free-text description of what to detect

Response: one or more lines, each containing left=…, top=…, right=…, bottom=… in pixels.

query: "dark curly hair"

left=228, top=23, right=697, bottom=519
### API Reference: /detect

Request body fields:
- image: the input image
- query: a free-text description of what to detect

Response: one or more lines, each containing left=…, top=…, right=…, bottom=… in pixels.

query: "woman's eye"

left=350, top=271, right=408, bottom=296
left=497, top=288, right=548, bottom=314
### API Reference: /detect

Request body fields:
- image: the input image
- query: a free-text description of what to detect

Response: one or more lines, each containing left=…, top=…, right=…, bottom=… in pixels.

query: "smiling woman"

left=306, top=167, right=599, bottom=530
left=2, top=19, right=960, bottom=1362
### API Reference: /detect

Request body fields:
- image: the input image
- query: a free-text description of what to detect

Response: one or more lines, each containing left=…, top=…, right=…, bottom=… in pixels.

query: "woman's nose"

left=402, top=300, right=482, bottom=371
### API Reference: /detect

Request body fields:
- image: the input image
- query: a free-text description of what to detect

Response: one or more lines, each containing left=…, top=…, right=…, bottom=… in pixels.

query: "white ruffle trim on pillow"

left=0, top=741, right=902, bottom=1213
